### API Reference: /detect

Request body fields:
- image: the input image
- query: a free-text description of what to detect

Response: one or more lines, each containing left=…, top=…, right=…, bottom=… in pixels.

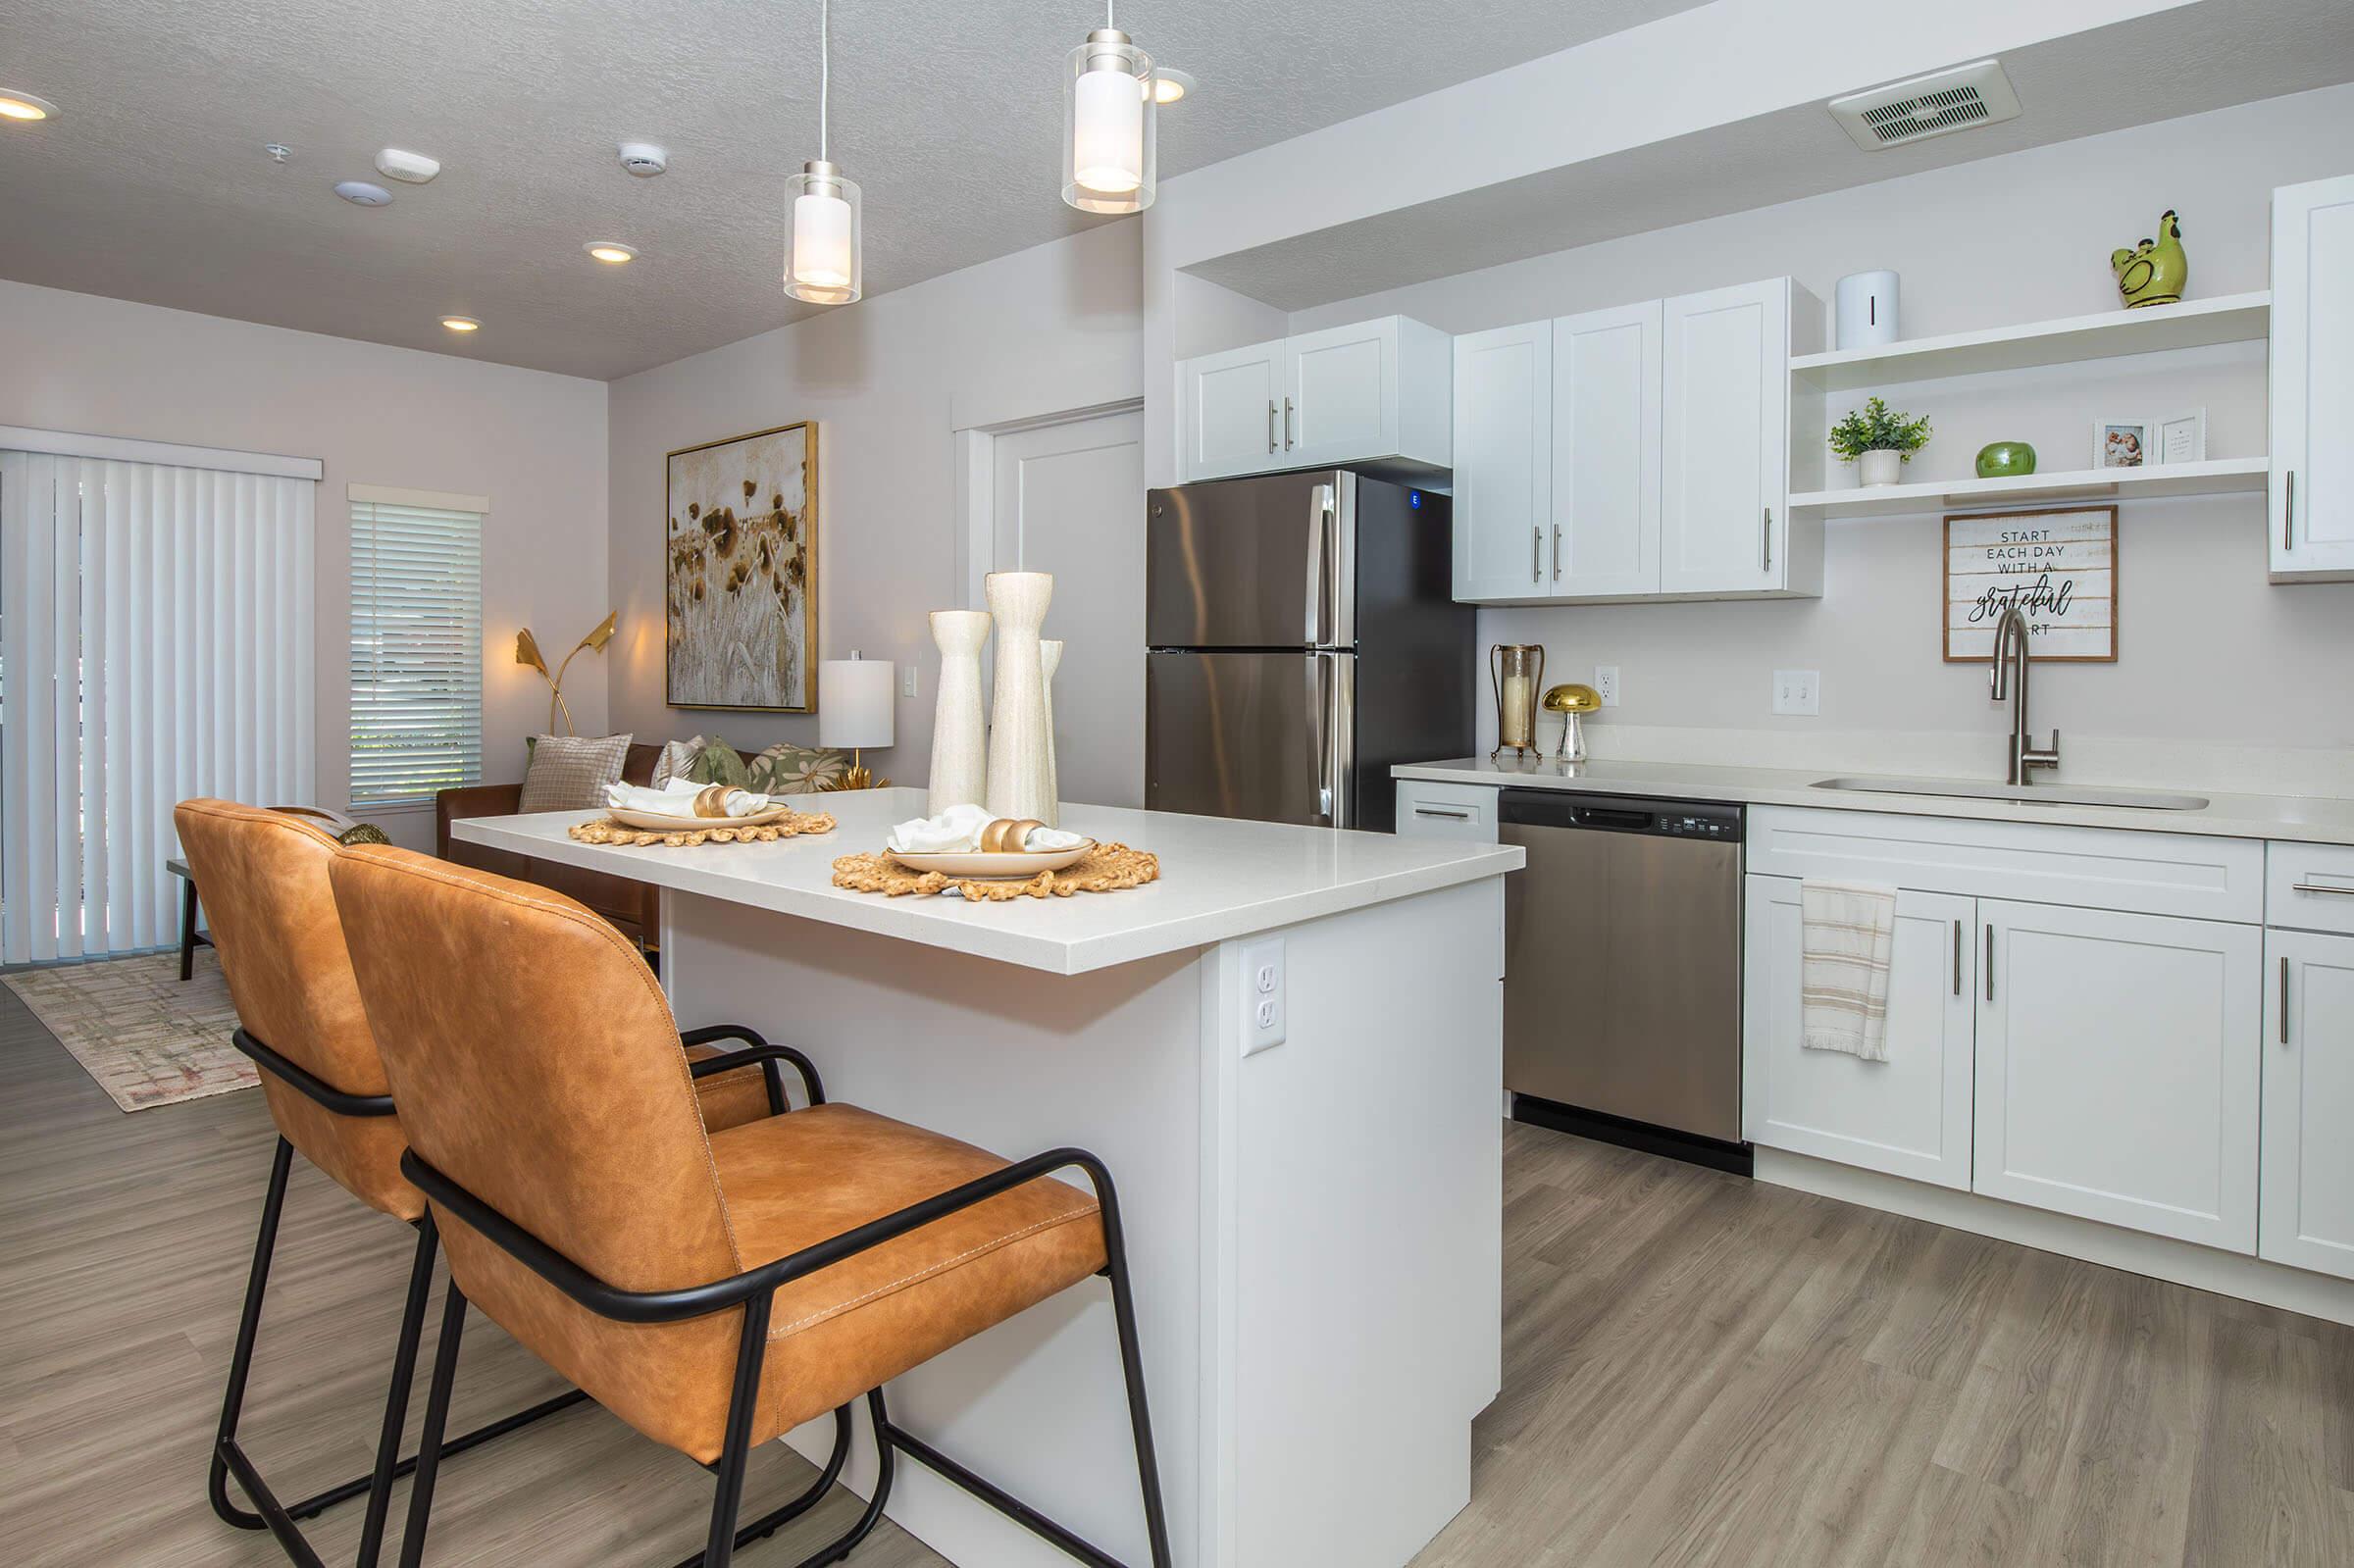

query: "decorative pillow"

left=519, top=733, right=633, bottom=812
left=684, top=738, right=848, bottom=796
left=649, top=737, right=701, bottom=788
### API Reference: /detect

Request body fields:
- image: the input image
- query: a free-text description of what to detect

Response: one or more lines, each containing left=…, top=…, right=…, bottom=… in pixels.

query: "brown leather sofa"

left=435, top=741, right=662, bottom=948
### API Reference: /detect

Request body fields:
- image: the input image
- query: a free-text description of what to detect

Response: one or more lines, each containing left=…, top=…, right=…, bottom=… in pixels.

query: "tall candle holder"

left=1490, top=643, right=1545, bottom=763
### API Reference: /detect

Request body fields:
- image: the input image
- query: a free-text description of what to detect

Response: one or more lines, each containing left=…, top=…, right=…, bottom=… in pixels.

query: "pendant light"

left=786, top=0, right=861, bottom=304
left=1062, top=1, right=1155, bottom=214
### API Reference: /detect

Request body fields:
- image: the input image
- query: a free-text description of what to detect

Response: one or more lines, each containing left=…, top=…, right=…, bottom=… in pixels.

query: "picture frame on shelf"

left=2153, top=408, right=2207, bottom=465
left=2093, top=418, right=2153, bottom=470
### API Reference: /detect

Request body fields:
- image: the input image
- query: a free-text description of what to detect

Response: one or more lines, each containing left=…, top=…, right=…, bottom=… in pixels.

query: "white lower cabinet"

left=1972, top=900, right=2262, bottom=1253
left=1743, top=877, right=1974, bottom=1189
left=2261, top=929, right=2354, bottom=1279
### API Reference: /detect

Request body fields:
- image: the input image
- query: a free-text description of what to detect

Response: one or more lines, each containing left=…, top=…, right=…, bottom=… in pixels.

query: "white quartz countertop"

left=1394, top=756, right=2354, bottom=846
left=454, top=788, right=1524, bottom=976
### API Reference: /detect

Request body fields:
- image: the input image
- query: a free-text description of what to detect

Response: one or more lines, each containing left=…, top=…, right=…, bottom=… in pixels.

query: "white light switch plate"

left=1771, top=669, right=1820, bottom=716
left=901, top=667, right=918, bottom=698
left=1241, top=937, right=1286, bottom=1056
left=1594, top=666, right=1620, bottom=707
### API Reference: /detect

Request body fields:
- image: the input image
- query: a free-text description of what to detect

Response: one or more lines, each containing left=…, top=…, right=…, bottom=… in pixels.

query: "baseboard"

left=1755, top=1148, right=2354, bottom=1329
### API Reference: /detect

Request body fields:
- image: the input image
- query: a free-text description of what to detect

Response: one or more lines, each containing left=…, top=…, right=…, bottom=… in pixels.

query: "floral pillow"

left=682, top=737, right=849, bottom=795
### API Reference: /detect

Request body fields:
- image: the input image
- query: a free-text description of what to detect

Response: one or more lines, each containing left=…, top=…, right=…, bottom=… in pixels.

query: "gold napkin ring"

left=693, top=784, right=732, bottom=819
left=980, top=817, right=1044, bottom=852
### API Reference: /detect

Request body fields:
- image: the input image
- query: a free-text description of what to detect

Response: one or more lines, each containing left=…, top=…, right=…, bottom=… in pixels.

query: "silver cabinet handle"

left=2283, top=470, right=2296, bottom=551
left=1952, top=919, right=1962, bottom=997
left=1762, top=507, right=1774, bottom=573
left=1284, top=396, right=1296, bottom=450
left=2291, top=881, right=2354, bottom=896
left=1267, top=400, right=1278, bottom=454
left=1413, top=805, right=1473, bottom=821
left=1553, top=524, right=1563, bottom=581
left=1983, top=924, right=1994, bottom=1002
left=2281, top=955, right=2291, bottom=1045
left=1531, top=526, right=1542, bottom=582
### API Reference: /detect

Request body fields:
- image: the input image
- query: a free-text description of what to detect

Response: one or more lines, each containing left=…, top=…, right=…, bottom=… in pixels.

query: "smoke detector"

left=618, top=140, right=669, bottom=177
left=375, top=147, right=440, bottom=184
left=334, top=179, right=393, bottom=207
left=1828, top=60, right=2021, bottom=152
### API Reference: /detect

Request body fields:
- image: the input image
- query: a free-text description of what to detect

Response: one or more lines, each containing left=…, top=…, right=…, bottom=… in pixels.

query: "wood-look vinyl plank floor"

left=4, top=986, right=2350, bottom=1565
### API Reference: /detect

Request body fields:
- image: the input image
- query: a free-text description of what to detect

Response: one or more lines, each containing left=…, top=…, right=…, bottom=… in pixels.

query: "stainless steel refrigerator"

left=1146, top=471, right=1473, bottom=834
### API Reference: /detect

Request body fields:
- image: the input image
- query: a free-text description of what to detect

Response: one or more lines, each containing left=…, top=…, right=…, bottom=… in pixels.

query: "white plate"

left=886, top=840, right=1095, bottom=879
left=607, top=802, right=807, bottom=832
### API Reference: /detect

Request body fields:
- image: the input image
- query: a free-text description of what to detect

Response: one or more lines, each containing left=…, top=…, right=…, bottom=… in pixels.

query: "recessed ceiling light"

left=440, top=316, right=481, bottom=333
left=1152, top=69, right=1195, bottom=106
left=585, top=241, right=638, bottom=264
left=0, top=89, right=59, bottom=123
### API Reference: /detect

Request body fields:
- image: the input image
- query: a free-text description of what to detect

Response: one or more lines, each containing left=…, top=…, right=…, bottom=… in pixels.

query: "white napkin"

left=604, top=779, right=775, bottom=819
left=886, top=803, right=1087, bottom=854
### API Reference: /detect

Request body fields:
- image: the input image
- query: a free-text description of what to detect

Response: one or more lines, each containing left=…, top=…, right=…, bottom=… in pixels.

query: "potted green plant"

left=1828, top=396, right=1932, bottom=487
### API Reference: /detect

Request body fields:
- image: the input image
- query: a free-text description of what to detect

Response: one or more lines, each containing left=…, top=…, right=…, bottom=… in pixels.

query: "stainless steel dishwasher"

left=1500, top=789, right=1747, bottom=1172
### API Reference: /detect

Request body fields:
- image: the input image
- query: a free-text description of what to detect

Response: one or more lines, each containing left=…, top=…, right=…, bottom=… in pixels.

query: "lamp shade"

left=818, top=656, right=895, bottom=749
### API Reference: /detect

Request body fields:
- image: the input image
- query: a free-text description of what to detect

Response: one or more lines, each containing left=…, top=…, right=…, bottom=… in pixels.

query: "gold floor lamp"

left=515, top=612, right=618, bottom=735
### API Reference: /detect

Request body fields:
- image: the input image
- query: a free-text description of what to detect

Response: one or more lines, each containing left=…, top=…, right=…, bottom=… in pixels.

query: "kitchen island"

left=453, top=789, right=1522, bottom=1568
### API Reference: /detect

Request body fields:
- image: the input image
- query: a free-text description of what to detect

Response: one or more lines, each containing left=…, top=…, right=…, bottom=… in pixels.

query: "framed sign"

left=665, top=421, right=818, bottom=711
left=1943, top=505, right=2118, bottom=663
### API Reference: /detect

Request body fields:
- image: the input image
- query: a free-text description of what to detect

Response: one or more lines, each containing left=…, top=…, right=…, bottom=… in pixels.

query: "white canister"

left=1835, top=270, right=1900, bottom=349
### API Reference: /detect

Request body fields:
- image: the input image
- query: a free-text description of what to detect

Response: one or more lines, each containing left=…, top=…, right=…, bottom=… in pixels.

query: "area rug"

left=4, top=949, right=255, bottom=1111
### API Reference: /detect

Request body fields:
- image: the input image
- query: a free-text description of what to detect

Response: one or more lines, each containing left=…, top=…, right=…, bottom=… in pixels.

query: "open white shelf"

left=1789, top=291, right=2272, bottom=394
left=1787, top=456, right=2269, bottom=521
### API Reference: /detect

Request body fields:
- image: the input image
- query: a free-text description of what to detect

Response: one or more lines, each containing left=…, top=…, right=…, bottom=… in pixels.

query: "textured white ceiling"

left=0, top=0, right=1708, bottom=379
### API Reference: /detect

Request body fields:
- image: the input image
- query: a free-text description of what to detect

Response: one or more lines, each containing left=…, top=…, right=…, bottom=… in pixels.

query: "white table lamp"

left=818, top=652, right=896, bottom=788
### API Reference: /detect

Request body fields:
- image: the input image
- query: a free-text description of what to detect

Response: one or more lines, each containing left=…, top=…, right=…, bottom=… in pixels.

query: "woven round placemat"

left=566, top=810, right=837, bottom=848
left=831, top=841, right=1159, bottom=901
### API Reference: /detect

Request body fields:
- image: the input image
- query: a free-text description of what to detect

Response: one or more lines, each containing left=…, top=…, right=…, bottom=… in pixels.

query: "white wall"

left=0, top=279, right=610, bottom=847
left=1280, top=84, right=2354, bottom=790
left=604, top=220, right=1142, bottom=784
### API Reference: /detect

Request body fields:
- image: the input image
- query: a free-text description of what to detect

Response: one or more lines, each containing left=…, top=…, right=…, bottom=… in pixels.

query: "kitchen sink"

left=1811, top=776, right=2211, bottom=811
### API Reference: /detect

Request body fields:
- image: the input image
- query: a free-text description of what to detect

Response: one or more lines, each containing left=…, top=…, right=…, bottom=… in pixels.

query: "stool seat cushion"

left=708, top=1104, right=1106, bottom=1445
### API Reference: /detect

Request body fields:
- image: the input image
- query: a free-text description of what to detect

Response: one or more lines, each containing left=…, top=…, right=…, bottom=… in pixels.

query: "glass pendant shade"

left=785, top=160, right=861, bottom=304
left=1063, top=29, right=1154, bottom=214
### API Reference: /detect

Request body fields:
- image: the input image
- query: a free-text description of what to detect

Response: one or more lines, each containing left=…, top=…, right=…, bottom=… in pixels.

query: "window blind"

left=348, top=499, right=482, bottom=808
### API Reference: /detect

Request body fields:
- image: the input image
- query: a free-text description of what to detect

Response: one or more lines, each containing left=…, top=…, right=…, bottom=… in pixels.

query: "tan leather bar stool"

left=325, top=842, right=1173, bottom=1568
left=174, top=799, right=794, bottom=1568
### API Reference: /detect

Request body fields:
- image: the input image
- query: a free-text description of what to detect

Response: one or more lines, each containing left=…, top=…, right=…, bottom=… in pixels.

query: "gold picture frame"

left=665, top=421, right=819, bottom=712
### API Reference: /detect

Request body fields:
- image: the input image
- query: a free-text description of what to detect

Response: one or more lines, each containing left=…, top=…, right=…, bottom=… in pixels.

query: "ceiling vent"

left=1828, top=60, right=2021, bottom=152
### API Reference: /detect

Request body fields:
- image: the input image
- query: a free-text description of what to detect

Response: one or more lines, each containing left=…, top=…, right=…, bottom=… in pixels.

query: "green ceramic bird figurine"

left=2111, top=209, right=2186, bottom=309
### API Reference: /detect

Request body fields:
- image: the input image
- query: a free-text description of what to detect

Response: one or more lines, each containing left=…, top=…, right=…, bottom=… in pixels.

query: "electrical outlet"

left=1241, top=937, right=1286, bottom=1056
left=1771, top=669, right=1820, bottom=716
left=1594, top=666, right=1620, bottom=708
left=901, top=666, right=918, bottom=698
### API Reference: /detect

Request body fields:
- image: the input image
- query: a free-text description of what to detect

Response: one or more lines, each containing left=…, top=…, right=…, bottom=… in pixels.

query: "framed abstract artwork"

left=665, top=421, right=818, bottom=711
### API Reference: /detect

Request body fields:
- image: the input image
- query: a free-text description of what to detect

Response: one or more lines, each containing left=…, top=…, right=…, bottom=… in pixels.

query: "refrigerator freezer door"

left=1146, top=473, right=1353, bottom=649
left=1146, top=651, right=1355, bottom=827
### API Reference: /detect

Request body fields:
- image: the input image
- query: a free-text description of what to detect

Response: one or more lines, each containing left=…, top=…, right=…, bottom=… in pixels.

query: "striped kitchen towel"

left=1799, top=880, right=1898, bottom=1061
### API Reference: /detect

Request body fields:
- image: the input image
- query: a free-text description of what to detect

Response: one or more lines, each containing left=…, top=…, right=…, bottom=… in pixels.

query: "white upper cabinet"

left=1177, top=316, right=1450, bottom=482
left=1180, top=340, right=1284, bottom=481
left=1660, top=278, right=1792, bottom=595
left=2262, top=929, right=2354, bottom=1280
left=1971, top=900, right=2261, bottom=1253
left=2271, top=174, right=2354, bottom=581
left=1452, top=322, right=1553, bottom=600
left=1552, top=301, right=1663, bottom=598
left=1742, top=877, right=1975, bottom=1190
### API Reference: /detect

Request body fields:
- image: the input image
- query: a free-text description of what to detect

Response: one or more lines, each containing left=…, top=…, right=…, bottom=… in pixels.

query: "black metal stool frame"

left=393, top=1133, right=1174, bottom=1568
left=215, top=1024, right=826, bottom=1568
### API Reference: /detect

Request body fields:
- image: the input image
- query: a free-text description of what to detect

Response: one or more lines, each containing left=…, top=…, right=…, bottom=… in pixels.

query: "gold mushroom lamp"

left=1543, top=682, right=1602, bottom=766
left=515, top=612, right=618, bottom=735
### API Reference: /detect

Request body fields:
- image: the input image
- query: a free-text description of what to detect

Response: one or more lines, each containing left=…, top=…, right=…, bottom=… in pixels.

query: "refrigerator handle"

left=1318, top=650, right=1355, bottom=829
left=1305, top=481, right=1334, bottom=646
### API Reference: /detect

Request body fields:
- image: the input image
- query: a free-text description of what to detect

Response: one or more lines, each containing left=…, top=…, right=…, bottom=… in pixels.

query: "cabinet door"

left=2261, top=929, right=2354, bottom=1279
left=1451, top=322, right=1551, bottom=601
left=1973, top=900, right=2261, bottom=1251
left=1286, top=319, right=1396, bottom=470
left=1742, top=877, right=1975, bottom=1189
left=2271, top=174, right=2354, bottom=579
left=1552, top=300, right=1662, bottom=597
left=1180, top=339, right=1283, bottom=481
left=1660, top=279, right=1787, bottom=595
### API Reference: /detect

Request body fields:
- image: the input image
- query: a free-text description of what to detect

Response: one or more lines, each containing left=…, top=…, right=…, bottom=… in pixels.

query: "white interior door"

left=989, top=409, right=1146, bottom=807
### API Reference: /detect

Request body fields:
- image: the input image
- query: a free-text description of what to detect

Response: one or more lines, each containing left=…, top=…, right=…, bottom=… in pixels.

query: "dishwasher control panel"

left=1500, top=789, right=1744, bottom=843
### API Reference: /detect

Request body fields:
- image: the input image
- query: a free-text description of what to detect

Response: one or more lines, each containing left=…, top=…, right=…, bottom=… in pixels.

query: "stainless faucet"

left=1989, top=605, right=2061, bottom=786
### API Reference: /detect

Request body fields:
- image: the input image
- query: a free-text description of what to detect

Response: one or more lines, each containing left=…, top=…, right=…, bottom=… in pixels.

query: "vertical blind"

left=0, top=451, right=316, bottom=963
left=348, top=498, right=482, bottom=808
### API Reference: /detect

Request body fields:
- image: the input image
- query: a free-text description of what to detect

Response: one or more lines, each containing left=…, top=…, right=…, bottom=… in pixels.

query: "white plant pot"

left=1859, top=449, right=1905, bottom=487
